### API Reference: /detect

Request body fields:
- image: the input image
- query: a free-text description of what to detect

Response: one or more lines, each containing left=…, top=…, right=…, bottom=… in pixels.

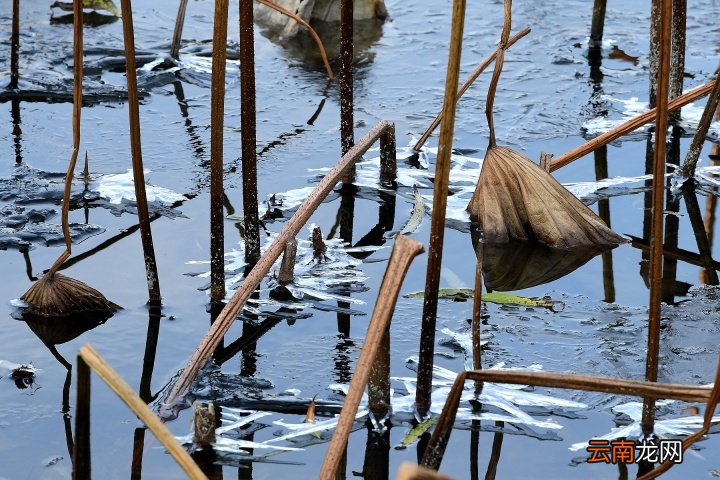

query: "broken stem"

left=79, top=345, right=207, bottom=479
left=165, top=121, right=395, bottom=406
left=255, top=0, right=334, bottom=81
left=320, top=236, right=424, bottom=480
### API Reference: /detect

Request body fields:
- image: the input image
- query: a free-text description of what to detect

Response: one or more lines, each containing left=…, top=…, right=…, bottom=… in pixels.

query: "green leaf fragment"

left=404, top=289, right=563, bottom=309
left=394, top=417, right=436, bottom=450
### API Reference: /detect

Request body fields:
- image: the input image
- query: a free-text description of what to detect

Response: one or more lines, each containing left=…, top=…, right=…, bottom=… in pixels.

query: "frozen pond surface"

left=0, top=0, right=719, bottom=478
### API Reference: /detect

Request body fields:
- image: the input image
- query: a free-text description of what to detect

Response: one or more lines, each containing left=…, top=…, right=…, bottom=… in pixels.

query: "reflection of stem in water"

left=640, top=135, right=654, bottom=288
left=257, top=128, right=307, bottom=158
left=683, top=184, right=719, bottom=285
left=131, top=427, right=145, bottom=480
left=83, top=153, right=90, bottom=224
left=702, top=144, right=720, bottom=283
left=21, top=248, right=37, bottom=281
left=484, top=422, right=504, bottom=480
left=587, top=45, right=603, bottom=86
left=11, top=98, right=22, bottom=163
left=617, top=459, right=629, bottom=480
left=173, top=81, right=207, bottom=163
left=139, top=307, right=162, bottom=403
left=120, top=0, right=162, bottom=307
left=307, top=97, right=326, bottom=126
left=589, top=31, right=609, bottom=302
left=662, top=133, right=681, bottom=304
left=594, top=146, right=615, bottom=302
left=214, top=318, right=280, bottom=366
left=52, top=346, right=75, bottom=463
left=362, top=425, right=390, bottom=480
left=335, top=183, right=356, bottom=336
left=339, top=0, right=354, bottom=158
left=73, top=355, right=92, bottom=479
left=368, top=330, right=390, bottom=420
left=240, top=306, right=261, bottom=378
left=470, top=425, right=479, bottom=480
left=56, top=214, right=161, bottom=272
left=628, top=235, right=720, bottom=271
left=334, top=336, right=354, bottom=385
left=661, top=197, right=680, bottom=303
left=210, top=0, right=230, bottom=303
left=240, top=0, right=261, bottom=267
left=472, top=239, right=483, bottom=376
left=238, top=305, right=261, bottom=480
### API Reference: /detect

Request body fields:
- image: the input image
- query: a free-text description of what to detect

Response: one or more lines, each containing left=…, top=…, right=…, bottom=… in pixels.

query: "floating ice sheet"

left=569, top=398, right=719, bottom=451
left=265, top=139, right=692, bottom=234
left=95, top=169, right=184, bottom=205
left=582, top=95, right=720, bottom=140
left=187, top=226, right=375, bottom=316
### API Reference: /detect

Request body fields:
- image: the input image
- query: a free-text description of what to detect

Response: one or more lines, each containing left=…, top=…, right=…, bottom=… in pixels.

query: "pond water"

left=1, top=0, right=719, bottom=478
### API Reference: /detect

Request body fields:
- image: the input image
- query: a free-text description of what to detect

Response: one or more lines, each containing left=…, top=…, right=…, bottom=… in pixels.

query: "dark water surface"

left=1, top=0, right=720, bottom=478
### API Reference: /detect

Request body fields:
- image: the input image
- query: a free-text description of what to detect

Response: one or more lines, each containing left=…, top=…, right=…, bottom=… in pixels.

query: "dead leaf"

left=467, top=145, right=626, bottom=249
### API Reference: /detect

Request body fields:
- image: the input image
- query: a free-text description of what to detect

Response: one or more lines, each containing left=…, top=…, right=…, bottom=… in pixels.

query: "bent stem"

left=47, top=0, right=83, bottom=277
left=255, top=0, right=334, bottom=81
left=319, top=235, right=424, bottom=480
left=485, top=0, right=512, bottom=148
left=414, top=27, right=530, bottom=152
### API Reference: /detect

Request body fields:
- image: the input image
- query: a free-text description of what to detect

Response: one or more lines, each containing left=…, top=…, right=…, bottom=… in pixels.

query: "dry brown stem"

left=255, top=0, right=334, bottom=81
left=79, top=345, right=207, bottom=479
left=166, top=120, right=395, bottom=406
left=550, top=80, right=717, bottom=171
left=320, top=235, right=424, bottom=480
left=421, top=369, right=715, bottom=471
left=415, top=0, right=467, bottom=419
left=413, top=27, right=531, bottom=152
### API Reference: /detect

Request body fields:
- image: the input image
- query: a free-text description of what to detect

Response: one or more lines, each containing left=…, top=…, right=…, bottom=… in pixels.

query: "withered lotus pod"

left=21, top=272, right=120, bottom=317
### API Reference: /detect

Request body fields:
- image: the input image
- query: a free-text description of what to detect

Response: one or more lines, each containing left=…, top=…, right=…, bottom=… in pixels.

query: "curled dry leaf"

left=467, top=146, right=626, bottom=249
